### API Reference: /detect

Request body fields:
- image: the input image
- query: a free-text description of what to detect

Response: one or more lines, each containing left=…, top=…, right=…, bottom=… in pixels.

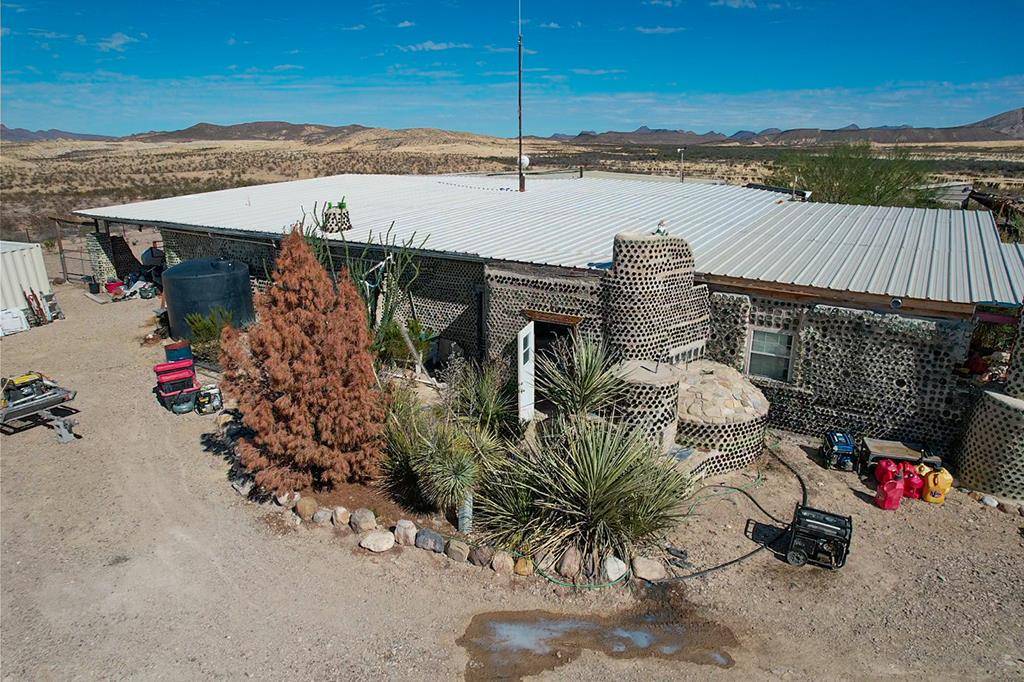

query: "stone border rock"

left=222, top=422, right=662, bottom=588
left=244, top=484, right=665, bottom=587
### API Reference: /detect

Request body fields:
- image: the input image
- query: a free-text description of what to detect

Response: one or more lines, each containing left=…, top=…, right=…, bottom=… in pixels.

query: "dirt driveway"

left=2, top=285, right=1023, bottom=680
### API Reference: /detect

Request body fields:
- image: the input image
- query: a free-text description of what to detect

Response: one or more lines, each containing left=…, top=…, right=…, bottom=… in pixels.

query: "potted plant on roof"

left=323, top=197, right=351, bottom=234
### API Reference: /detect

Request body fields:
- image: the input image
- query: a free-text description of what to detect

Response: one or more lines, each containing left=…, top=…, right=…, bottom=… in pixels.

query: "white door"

left=517, top=321, right=535, bottom=422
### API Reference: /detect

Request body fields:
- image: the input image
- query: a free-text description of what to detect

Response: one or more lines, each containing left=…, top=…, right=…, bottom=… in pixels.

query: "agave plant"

left=535, top=335, right=626, bottom=418
left=475, top=416, right=693, bottom=566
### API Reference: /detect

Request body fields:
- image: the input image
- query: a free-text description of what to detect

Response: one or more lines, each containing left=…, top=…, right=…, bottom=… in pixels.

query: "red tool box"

left=153, top=357, right=200, bottom=412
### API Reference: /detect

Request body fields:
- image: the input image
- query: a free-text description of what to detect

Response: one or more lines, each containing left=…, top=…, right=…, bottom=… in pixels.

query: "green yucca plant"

left=441, top=355, right=519, bottom=438
left=380, top=382, right=509, bottom=515
left=379, top=383, right=433, bottom=510
left=415, top=420, right=478, bottom=511
left=475, top=417, right=693, bottom=566
left=535, top=335, right=626, bottom=418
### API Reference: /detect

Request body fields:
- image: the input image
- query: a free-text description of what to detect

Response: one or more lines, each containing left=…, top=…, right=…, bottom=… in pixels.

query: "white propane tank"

left=519, top=154, right=531, bottom=169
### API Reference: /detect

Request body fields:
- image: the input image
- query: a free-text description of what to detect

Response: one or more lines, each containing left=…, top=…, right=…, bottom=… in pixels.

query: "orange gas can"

left=922, top=467, right=953, bottom=504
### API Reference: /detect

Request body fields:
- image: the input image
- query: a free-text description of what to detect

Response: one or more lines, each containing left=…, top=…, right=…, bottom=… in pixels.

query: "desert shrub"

left=220, top=228, right=385, bottom=492
left=1002, top=213, right=1024, bottom=243
left=379, top=383, right=433, bottom=509
left=380, top=383, right=503, bottom=514
left=185, top=306, right=234, bottom=362
left=441, top=355, right=519, bottom=438
left=375, top=318, right=432, bottom=366
left=475, top=417, right=693, bottom=567
left=535, top=335, right=626, bottom=417
left=416, top=420, right=478, bottom=511
left=767, top=142, right=937, bottom=207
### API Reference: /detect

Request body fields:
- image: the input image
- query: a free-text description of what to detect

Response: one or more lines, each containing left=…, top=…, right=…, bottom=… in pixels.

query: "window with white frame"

left=748, top=329, right=793, bottom=381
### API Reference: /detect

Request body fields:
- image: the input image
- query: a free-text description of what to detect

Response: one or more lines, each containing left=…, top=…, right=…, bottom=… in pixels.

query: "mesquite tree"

left=220, top=228, right=385, bottom=492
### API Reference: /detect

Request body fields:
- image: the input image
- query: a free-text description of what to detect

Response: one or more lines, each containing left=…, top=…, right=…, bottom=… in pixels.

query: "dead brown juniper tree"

left=220, top=228, right=385, bottom=492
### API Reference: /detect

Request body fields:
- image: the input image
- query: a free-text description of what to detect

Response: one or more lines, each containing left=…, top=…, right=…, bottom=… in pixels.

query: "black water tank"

left=163, top=258, right=254, bottom=339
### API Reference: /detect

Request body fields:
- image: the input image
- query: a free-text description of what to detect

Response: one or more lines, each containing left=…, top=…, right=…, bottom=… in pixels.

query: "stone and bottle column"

left=604, top=232, right=769, bottom=475
left=955, top=312, right=1024, bottom=500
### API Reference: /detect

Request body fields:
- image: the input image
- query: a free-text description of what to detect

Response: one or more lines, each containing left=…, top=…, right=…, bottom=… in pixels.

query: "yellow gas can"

left=922, top=467, right=953, bottom=504
left=916, top=463, right=933, bottom=477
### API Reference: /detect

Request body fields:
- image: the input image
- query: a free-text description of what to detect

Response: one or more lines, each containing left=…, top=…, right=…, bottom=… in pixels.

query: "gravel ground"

left=2, top=285, right=1023, bottom=680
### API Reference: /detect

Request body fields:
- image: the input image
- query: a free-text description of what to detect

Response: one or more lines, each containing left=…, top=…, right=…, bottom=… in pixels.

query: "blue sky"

left=2, top=0, right=1022, bottom=136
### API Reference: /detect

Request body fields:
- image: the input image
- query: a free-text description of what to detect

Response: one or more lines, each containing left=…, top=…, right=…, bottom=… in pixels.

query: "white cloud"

left=484, top=44, right=538, bottom=55
left=635, top=26, right=686, bottom=34
left=645, top=0, right=683, bottom=5
left=571, top=68, right=626, bottom=76
left=271, top=64, right=303, bottom=71
left=540, top=22, right=560, bottom=29
left=28, top=29, right=69, bottom=39
left=483, top=67, right=550, bottom=76
left=97, top=32, right=141, bottom=52
left=226, top=36, right=237, bottom=46
left=388, top=65, right=460, bottom=79
left=74, top=34, right=86, bottom=44
left=341, top=24, right=366, bottom=31
left=711, top=0, right=757, bottom=7
left=398, top=40, right=471, bottom=52
left=396, top=20, right=415, bottom=28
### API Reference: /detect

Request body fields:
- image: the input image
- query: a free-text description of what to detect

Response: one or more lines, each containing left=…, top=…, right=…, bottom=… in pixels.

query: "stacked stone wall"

left=398, top=255, right=484, bottom=358
left=707, top=292, right=751, bottom=371
left=85, top=232, right=141, bottom=282
left=955, top=391, right=1024, bottom=499
left=602, top=233, right=709, bottom=363
left=484, top=264, right=602, bottom=358
left=707, top=292, right=975, bottom=453
left=1005, top=313, right=1024, bottom=399
left=613, top=361, right=682, bottom=452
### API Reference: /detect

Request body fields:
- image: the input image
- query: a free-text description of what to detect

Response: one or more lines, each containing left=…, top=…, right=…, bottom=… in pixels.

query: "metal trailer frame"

left=1, top=379, right=79, bottom=443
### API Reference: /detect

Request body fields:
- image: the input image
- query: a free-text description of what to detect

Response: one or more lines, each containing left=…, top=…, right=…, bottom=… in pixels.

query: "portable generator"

left=821, top=431, right=856, bottom=471
left=785, top=504, right=853, bottom=570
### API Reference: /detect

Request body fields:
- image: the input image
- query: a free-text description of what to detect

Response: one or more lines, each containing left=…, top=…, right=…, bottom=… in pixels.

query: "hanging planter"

left=323, top=197, right=352, bottom=234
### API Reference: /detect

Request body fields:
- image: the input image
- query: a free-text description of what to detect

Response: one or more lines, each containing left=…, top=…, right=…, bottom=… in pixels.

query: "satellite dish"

left=890, top=298, right=903, bottom=309
left=519, top=154, right=531, bottom=169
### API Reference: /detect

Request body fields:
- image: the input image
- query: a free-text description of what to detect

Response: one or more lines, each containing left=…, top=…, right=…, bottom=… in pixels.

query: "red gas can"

left=875, top=459, right=899, bottom=485
left=903, top=472, right=924, bottom=500
left=874, top=475, right=904, bottom=510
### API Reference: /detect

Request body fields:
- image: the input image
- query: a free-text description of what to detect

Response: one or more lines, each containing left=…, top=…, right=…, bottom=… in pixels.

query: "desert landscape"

left=3, top=111, right=1023, bottom=244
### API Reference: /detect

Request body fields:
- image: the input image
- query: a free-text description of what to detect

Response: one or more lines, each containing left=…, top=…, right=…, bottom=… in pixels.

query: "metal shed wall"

left=1, top=241, right=52, bottom=312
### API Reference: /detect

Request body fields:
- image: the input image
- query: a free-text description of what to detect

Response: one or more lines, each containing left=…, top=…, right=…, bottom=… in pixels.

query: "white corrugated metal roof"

left=76, top=174, right=1023, bottom=306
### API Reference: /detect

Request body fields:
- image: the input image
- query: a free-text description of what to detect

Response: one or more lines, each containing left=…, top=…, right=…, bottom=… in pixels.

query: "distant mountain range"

left=0, top=124, right=115, bottom=142
left=550, top=107, right=1024, bottom=145
left=128, top=121, right=373, bottom=143
left=3, top=107, right=1021, bottom=146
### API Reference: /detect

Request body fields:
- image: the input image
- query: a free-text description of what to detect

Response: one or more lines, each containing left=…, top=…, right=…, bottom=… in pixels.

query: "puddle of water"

left=457, top=585, right=737, bottom=680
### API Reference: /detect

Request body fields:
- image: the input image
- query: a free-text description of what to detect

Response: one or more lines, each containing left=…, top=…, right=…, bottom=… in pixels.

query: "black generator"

left=785, top=504, right=852, bottom=569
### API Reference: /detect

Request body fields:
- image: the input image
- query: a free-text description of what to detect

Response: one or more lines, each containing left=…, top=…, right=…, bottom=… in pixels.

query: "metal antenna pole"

left=518, top=0, right=525, bottom=192
left=677, top=146, right=686, bottom=183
